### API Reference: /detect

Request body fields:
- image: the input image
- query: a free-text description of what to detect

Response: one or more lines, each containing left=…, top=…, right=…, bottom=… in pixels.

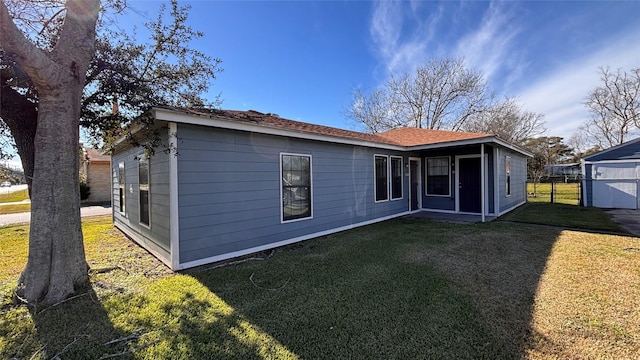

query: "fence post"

left=550, top=180, right=555, bottom=204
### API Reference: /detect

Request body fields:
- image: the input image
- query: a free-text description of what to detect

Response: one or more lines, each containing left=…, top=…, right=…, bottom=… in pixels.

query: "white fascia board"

left=152, top=108, right=406, bottom=151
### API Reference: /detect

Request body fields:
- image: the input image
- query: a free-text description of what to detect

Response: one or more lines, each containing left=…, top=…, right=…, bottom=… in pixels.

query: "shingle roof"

left=155, top=106, right=494, bottom=147
left=84, top=148, right=110, bottom=163
left=377, top=127, right=491, bottom=146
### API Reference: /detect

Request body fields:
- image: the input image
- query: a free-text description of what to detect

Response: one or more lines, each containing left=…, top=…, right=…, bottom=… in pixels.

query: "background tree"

left=463, top=97, right=545, bottom=146
left=1, top=0, right=100, bottom=304
left=522, top=136, right=573, bottom=196
left=1, top=0, right=222, bottom=194
left=581, top=66, right=640, bottom=148
left=0, top=0, right=221, bottom=305
left=343, top=87, right=403, bottom=133
left=345, top=57, right=490, bottom=132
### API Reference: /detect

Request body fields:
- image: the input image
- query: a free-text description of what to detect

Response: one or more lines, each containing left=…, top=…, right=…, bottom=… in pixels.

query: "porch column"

left=481, top=144, right=485, bottom=222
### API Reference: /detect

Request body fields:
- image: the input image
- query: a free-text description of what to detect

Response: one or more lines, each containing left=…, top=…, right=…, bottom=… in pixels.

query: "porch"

left=405, top=210, right=497, bottom=224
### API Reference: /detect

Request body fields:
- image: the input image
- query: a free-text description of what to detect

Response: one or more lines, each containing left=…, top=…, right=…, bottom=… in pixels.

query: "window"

left=138, top=156, right=150, bottom=226
left=426, top=157, right=450, bottom=196
left=118, top=162, right=125, bottom=213
left=506, top=156, right=511, bottom=197
left=391, top=156, right=403, bottom=200
left=281, top=154, right=312, bottom=222
left=374, top=155, right=388, bottom=202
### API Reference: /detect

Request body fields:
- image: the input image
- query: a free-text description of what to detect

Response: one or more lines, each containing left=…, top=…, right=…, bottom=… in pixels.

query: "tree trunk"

left=1, top=0, right=101, bottom=305
left=16, top=82, right=88, bottom=305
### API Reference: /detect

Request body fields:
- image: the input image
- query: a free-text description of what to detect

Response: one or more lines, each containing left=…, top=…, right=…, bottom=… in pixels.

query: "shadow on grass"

left=0, top=288, right=129, bottom=359
left=498, top=202, right=629, bottom=235
left=189, top=218, right=563, bottom=359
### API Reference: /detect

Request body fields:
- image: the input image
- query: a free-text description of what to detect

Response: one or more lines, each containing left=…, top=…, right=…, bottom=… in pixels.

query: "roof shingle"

left=156, top=106, right=493, bottom=147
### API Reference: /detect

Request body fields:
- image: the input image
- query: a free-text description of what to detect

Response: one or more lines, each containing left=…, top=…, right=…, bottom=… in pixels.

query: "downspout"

left=481, top=144, right=485, bottom=222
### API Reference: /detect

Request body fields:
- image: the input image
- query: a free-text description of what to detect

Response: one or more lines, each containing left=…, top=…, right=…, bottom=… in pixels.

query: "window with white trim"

left=281, top=153, right=312, bottom=222
left=506, top=156, right=511, bottom=197
left=118, top=162, right=125, bottom=213
left=374, top=155, right=389, bottom=202
left=426, top=157, right=450, bottom=196
left=138, top=156, right=150, bottom=226
left=391, top=156, right=403, bottom=200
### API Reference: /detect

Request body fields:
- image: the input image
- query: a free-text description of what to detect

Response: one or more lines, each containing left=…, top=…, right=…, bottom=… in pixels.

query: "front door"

left=459, top=157, right=481, bottom=213
left=409, top=159, right=420, bottom=211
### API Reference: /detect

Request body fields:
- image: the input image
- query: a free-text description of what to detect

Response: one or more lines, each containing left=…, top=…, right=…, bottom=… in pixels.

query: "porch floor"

left=405, top=211, right=496, bottom=224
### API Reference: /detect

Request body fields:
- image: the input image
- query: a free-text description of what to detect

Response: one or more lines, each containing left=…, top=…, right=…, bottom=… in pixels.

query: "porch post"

left=481, top=144, right=485, bottom=222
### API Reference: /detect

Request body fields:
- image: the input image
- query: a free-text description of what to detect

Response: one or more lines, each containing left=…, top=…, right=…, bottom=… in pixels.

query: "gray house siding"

left=176, top=124, right=409, bottom=265
left=497, top=148, right=527, bottom=213
left=112, top=131, right=171, bottom=264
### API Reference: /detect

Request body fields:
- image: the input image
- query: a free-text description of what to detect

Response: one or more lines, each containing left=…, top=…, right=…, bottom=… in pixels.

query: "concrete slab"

left=405, top=211, right=496, bottom=224
left=606, top=209, right=640, bottom=237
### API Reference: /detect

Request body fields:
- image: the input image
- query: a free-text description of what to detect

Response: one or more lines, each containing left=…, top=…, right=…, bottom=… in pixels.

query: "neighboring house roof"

left=148, top=106, right=532, bottom=156
left=84, top=148, right=110, bottom=163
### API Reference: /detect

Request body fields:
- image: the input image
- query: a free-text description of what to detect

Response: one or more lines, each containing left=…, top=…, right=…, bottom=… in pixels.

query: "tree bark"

left=1, top=0, right=100, bottom=305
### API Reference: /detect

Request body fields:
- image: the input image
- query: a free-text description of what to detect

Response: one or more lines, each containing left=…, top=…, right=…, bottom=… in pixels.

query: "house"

left=111, top=106, right=531, bottom=270
left=545, top=163, right=581, bottom=181
left=81, top=147, right=112, bottom=204
left=582, top=137, right=640, bottom=209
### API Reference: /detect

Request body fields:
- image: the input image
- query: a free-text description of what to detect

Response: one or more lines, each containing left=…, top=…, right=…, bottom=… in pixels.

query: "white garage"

left=582, top=138, right=640, bottom=209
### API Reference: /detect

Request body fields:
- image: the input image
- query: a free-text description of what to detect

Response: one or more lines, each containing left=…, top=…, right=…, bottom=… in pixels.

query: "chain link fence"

left=527, top=179, right=581, bottom=205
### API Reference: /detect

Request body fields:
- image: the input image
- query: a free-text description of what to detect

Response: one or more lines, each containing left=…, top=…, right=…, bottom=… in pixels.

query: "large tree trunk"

left=17, top=84, right=88, bottom=304
left=1, top=0, right=100, bottom=305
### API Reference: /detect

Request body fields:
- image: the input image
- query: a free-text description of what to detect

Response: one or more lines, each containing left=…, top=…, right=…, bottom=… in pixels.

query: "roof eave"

left=152, top=107, right=407, bottom=151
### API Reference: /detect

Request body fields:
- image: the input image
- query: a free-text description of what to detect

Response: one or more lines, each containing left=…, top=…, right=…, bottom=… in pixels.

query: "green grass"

left=499, top=202, right=627, bottom=233
left=0, top=189, right=29, bottom=203
left=527, top=182, right=580, bottom=205
left=2, top=214, right=639, bottom=359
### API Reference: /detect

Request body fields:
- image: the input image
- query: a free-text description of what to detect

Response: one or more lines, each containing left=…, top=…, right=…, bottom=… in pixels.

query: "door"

left=409, top=159, right=420, bottom=211
left=459, top=157, right=481, bottom=213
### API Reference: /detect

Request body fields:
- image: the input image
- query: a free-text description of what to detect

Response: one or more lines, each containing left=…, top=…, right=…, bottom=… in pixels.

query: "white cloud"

left=518, top=28, right=640, bottom=138
left=454, top=2, right=521, bottom=82
left=370, top=0, right=443, bottom=75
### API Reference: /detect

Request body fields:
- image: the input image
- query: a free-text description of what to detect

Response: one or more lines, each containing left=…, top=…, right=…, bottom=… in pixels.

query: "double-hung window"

left=281, top=153, right=312, bottom=222
left=506, top=156, right=511, bottom=197
left=390, top=156, right=403, bottom=200
left=374, top=155, right=388, bottom=202
left=118, top=162, right=125, bottom=213
left=426, top=157, right=450, bottom=196
left=138, top=156, right=150, bottom=226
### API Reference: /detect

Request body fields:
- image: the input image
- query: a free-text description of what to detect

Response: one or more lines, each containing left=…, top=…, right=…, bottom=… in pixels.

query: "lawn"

left=0, top=188, right=29, bottom=203
left=500, top=202, right=627, bottom=233
left=1, top=214, right=639, bottom=359
left=527, top=182, right=580, bottom=205
left=0, top=203, right=31, bottom=215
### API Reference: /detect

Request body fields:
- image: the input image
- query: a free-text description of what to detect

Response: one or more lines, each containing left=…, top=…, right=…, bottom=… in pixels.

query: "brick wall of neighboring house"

left=83, top=147, right=111, bottom=204
left=86, top=161, right=111, bottom=203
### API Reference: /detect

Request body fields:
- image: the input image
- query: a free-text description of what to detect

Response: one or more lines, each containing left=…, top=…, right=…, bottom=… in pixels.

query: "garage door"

left=592, top=180, right=638, bottom=209
left=591, top=162, right=640, bottom=209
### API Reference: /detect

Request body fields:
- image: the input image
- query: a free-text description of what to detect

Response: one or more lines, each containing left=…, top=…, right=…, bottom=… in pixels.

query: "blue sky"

left=3, top=1, right=640, bottom=169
